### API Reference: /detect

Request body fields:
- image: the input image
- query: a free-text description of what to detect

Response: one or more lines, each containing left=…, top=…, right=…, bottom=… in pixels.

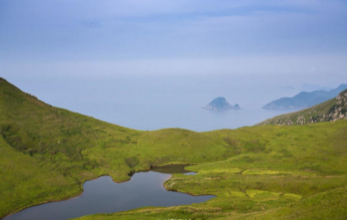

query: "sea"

left=10, top=74, right=312, bottom=131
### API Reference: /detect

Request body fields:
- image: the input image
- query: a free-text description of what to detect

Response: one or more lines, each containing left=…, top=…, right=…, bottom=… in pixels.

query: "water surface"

left=4, top=167, right=214, bottom=220
left=12, top=75, right=297, bottom=131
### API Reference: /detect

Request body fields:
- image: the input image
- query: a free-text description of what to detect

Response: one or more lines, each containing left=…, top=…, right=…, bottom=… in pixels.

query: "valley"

left=1, top=78, right=347, bottom=219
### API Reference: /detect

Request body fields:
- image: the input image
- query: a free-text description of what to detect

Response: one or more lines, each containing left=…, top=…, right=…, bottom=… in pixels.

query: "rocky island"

left=203, top=97, right=240, bottom=111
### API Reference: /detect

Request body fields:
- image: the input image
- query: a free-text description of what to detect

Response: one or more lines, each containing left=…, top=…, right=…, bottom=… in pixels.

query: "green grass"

left=1, top=77, right=347, bottom=219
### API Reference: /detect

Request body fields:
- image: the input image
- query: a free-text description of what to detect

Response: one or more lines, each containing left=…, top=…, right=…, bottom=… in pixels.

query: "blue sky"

left=1, top=0, right=347, bottom=80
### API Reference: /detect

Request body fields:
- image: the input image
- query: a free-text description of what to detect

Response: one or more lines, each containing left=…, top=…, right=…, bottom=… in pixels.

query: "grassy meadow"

left=1, top=77, right=347, bottom=219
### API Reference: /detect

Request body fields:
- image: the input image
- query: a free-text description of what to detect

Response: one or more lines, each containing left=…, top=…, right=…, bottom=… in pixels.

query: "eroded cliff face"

left=259, top=89, right=347, bottom=126
left=306, top=90, right=347, bottom=123
left=328, top=91, right=347, bottom=120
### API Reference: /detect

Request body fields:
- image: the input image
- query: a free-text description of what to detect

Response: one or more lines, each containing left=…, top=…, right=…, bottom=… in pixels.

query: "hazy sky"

left=1, top=0, right=347, bottom=80
left=1, top=0, right=347, bottom=130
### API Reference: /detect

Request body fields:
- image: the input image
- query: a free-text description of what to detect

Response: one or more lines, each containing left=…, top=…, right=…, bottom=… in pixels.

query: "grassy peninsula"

left=1, top=77, right=347, bottom=219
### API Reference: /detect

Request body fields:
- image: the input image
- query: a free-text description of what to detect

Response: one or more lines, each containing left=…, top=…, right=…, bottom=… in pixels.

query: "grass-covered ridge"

left=259, top=89, right=347, bottom=125
left=1, top=77, right=347, bottom=219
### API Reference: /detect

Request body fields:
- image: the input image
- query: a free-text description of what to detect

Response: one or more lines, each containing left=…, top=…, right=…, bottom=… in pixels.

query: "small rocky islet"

left=203, top=97, right=240, bottom=111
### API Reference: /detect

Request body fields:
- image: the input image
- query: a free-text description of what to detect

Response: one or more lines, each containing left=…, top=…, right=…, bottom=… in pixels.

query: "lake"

left=4, top=165, right=214, bottom=220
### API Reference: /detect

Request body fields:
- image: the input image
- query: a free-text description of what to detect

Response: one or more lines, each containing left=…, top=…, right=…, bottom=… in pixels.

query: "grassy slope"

left=1, top=78, right=347, bottom=219
left=235, top=186, right=347, bottom=220
left=0, top=78, right=233, bottom=218
left=259, top=89, right=347, bottom=126
left=259, top=98, right=336, bottom=125
left=77, top=120, right=347, bottom=220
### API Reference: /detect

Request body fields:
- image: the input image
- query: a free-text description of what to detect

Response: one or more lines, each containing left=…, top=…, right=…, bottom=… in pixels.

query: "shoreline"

left=1, top=163, right=201, bottom=219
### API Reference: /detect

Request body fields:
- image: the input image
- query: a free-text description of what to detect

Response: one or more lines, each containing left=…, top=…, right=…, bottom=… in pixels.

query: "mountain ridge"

left=259, top=89, right=347, bottom=125
left=263, top=84, right=347, bottom=110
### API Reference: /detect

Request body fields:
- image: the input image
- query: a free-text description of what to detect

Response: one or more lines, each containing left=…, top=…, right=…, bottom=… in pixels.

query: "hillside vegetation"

left=259, top=89, right=347, bottom=125
left=1, top=77, right=347, bottom=219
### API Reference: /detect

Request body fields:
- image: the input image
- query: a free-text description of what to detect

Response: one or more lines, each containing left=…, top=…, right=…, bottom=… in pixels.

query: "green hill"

left=0, top=77, right=235, bottom=218
left=1, top=77, right=347, bottom=220
left=259, top=89, right=347, bottom=125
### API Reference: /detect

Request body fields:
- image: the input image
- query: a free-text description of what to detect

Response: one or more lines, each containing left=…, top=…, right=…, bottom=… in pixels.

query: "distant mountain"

left=258, top=89, right=347, bottom=125
left=301, top=83, right=332, bottom=92
left=203, top=97, right=240, bottom=111
left=263, top=84, right=347, bottom=110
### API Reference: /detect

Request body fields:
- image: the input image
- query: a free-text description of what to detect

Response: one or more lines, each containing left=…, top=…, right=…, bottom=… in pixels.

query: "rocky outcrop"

left=327, top=91, right=347, bottom=120
left=306, top=91, right=347, bottom=123
left=259, top=89, right=347, bottom=126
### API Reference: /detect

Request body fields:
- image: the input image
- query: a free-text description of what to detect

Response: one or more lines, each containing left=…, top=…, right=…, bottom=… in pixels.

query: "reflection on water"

left=4, top=166, right=214, bottom=220
left=151, top=164, right=191, bottom=174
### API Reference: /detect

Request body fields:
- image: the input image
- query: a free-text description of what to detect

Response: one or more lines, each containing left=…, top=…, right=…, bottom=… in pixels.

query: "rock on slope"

left=259, top=89, right=347, bottom=125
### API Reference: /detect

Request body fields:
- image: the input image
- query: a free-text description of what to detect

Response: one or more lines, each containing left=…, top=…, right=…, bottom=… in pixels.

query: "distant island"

left=203, top=97, right=240, bottom=111
left=263, top=84, right=347, bottom=110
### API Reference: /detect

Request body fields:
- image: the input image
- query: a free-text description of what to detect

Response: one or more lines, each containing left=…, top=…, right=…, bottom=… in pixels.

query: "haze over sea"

left=2, top=0, right=347, bottom=131
left=3, top=73, right=345, bottom=132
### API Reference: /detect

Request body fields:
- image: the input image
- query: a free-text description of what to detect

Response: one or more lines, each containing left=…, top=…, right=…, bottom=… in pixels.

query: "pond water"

left=4, top=165, right=214, bottom=220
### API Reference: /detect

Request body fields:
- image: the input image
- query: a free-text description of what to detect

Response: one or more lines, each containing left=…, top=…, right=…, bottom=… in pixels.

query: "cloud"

left=4, top=0, right=346, bottom=22
left=1, top=0, right=347, bottom=62
left=2, top=55, right=347, bottom=79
